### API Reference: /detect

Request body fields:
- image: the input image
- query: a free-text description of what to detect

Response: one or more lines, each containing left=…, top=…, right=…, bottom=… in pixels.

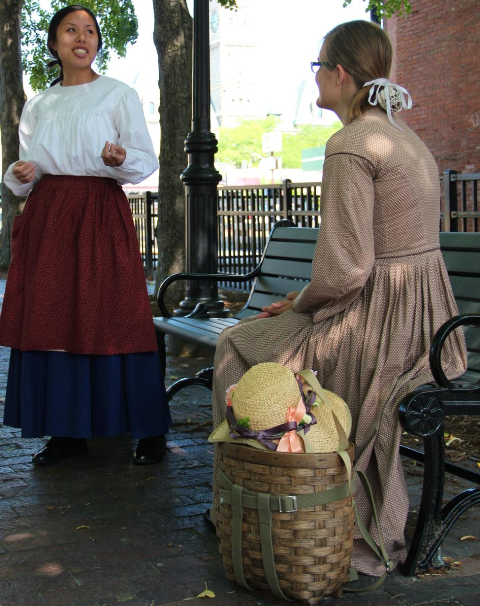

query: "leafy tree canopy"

left=343, top=0, right=411, bottom=18
left=216, top=117, right=343, bottom=169
left=219, top=0, right=412, bottom=18
left=22, top=0, right=138, bottom=92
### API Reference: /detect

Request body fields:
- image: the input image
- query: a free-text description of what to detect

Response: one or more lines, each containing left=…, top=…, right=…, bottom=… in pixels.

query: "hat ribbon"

left=277, top=396, right=308, bottom=453
left=225, top=405, right=298, bottom=451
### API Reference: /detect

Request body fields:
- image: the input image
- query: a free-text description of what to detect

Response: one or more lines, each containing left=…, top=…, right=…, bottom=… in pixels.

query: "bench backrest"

left=235, top=225, right=318, bottom=320
left=236, top=225, right=480, bottom=376
left=440, top=232, right=480, bottom=375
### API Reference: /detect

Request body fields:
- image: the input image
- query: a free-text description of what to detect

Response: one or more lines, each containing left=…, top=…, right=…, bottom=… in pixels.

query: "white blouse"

left=4, top=76, right=159, bottom=197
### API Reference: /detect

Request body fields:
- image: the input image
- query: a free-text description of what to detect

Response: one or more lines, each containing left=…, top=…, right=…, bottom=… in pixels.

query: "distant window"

left=149, top=102, right=155, bottom=115
left=318, top=108, right=323, bottom=118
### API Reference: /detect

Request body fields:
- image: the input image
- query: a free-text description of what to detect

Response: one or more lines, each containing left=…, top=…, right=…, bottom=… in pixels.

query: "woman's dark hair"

left=47, top=4, right=103, bottom=86
left=322, top=20, right=393, bottom=123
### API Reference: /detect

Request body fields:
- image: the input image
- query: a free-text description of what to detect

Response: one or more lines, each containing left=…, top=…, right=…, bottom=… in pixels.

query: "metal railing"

left=127, top=191, right=158, bottom=279
left=1, top=172, right=479, bottom=292
left=441, top=170, right=480, bottom=233
left=217, top=180, right=321, bottom=288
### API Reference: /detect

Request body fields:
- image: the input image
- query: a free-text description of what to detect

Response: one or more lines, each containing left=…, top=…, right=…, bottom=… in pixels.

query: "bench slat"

left=264, top=241, right=317, bottom=261
left=449, top=275, right=480, bottom=299
left=467, top=352, right=480, bottom=373
left=260, top=258, right=313, bottom=280
left=153, top=317, right=238, bottom=349
left=247, top=292, right=286, bottom=311
left=456, top=299, right=480, bottom=315
left=235, top=308, right=259, bottom=320
left=271, top=227, right=319, bottom=242
left=255, top=275, right=310, bottom=297
left=442, top=251, right=480, bottom=274
left=440, top=232, right=480, bottom=250
left=464, top=326, right=480, bottom=353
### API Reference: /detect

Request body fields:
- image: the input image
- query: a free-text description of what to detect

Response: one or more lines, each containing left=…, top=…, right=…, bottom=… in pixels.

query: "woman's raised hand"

left=257, top=291, right=300, bottom=319
left=12, top=161, right=36, bottom=184
left=101, top=141, right=126, bottom=167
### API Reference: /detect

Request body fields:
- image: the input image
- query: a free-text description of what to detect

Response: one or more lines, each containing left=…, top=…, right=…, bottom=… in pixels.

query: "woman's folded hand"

left=257, top=291, right=300, bottom=319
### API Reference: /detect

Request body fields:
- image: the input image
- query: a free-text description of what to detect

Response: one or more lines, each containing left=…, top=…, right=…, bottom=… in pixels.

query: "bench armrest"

left=157, top=267, right=261, bottom=317
left=430, top=314, right=480, bottom=388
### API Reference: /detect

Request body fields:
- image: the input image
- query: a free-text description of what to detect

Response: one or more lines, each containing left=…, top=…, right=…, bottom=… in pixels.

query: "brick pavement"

left=0, top=279, right=479, bottom=606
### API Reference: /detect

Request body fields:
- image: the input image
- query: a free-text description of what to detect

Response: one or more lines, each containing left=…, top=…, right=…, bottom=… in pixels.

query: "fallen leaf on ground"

left=46, top=506, right=55, bottom=510
left=76, top=525, right=91, bottom=530
left=460, top=535, right=478, bottom=541
left=446, top=435, right=463, bottom=446
left=390, top=594, right=406, bottom=600
left=194, top=552, right=213, bottom=561
left=197, top=583, right=215, bottom=598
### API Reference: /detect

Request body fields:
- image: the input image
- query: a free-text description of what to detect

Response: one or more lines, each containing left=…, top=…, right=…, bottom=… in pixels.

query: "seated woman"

left=211, top=20, right=467, bottom=576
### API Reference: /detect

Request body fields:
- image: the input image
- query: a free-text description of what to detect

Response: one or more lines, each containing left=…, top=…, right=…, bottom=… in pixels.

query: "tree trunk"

left=0, top=0, right=25, bottom=270
left=152, top=0, right=192, bottom=303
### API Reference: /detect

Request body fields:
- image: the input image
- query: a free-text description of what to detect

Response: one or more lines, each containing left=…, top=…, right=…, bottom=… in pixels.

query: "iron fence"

left=1, top=172, right=479, bottom=293
left=127, top=191, right=158, bottom=279
left=217, top=180, right=321, bottom=289
left=441, top=170, right=480, bottom=233
left=126, top=172, right=480, bottom=293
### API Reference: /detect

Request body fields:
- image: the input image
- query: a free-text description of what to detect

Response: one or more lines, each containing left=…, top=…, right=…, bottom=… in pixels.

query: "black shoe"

left=133, top=435, right=167, bottom=466
left=32, top=437, right=88, bottom=465
left=203, top=508, right=215, bottom=532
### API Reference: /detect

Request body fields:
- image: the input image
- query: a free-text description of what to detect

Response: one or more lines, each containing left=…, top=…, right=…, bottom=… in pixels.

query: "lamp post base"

left=174, top=297, right=230, bottom=318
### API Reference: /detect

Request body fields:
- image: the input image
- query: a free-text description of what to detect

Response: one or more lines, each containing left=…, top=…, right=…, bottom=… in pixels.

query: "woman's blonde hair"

left=323, top=21, right=393, bottom=123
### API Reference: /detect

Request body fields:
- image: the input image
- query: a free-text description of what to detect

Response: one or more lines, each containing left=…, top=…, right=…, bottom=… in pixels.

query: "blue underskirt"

left=3, top=349, right=172, bottom=439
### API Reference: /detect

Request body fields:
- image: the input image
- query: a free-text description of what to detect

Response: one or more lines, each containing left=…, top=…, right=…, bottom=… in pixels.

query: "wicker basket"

left=216, top=442, right=355, bottom=605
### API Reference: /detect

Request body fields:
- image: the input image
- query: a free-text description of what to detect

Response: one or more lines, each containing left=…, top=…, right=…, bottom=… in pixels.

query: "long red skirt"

left=0, top=175, right=158, bottom=355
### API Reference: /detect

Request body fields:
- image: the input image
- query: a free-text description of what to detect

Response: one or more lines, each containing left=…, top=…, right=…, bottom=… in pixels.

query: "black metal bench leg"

left=403, top=433, right=446, bottom=575
left=166, top=367, right=213, bottom=403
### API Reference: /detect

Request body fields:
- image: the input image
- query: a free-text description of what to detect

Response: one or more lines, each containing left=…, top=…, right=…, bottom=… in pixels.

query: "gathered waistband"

left=376, top=246, right=440, bottom=260
left=41, top=174, right=118, bottom=184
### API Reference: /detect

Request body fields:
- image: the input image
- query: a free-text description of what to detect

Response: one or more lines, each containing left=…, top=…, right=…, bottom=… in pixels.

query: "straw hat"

left=209, top=362, right=351, bottom=453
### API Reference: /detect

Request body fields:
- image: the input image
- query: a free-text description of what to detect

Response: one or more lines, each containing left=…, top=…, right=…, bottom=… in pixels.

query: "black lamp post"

left=176, top=0, right=227, bottom=318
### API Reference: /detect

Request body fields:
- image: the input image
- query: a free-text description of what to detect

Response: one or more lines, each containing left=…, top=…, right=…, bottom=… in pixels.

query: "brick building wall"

left=384, top=0, right=480, bottom=174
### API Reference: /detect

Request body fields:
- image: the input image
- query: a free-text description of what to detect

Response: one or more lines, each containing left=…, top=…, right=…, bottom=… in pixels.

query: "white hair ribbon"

left=363, top=78, right=412, bottom=131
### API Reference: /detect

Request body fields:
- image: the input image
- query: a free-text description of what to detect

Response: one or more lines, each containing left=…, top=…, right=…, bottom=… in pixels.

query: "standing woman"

left=0, top=5, right=171, bottom=465
left=210, top=21, right=467, bottom=575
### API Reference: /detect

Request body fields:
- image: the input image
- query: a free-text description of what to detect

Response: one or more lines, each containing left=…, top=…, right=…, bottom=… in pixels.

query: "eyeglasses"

left=311, top=61, right=335, bottom=73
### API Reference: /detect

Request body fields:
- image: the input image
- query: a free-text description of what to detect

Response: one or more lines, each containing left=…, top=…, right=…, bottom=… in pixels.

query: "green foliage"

left=217, top=116, right=279, bottom=166
left=216, top=0, right=238, bottom=9
left=217, top=118, right=342, bottom=169
left=282, top=123, right=342, bottom=168
left=22, top=0, right=138, bottom=92
left=343, top=0, right=412, bottom=18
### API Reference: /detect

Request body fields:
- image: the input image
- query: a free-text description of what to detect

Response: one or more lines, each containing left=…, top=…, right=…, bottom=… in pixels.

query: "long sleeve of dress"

left=113, top=88, right=159, bottom=185
left=293, top=152, right=376, bottom=323
left=3, top=100, right=44, bottom=197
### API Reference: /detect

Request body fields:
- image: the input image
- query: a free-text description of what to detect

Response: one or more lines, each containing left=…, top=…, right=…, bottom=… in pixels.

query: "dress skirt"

left=0, top=175, right=171, bottom=438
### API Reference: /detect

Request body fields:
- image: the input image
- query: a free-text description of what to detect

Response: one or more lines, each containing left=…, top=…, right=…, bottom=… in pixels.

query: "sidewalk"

left=0, top=279, right=479, bottom=606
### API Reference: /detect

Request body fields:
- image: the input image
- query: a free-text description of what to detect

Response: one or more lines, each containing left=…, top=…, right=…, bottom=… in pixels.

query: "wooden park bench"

left=153, top=220, right=480, bottom=577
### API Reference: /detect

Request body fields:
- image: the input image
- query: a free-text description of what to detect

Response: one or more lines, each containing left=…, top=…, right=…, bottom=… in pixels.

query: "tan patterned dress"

left=211, top=107, right=467, bottom=576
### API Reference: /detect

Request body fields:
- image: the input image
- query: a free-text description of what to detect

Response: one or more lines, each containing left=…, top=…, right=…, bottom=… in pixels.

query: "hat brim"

left=208, top=421, right=268, bottom=450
